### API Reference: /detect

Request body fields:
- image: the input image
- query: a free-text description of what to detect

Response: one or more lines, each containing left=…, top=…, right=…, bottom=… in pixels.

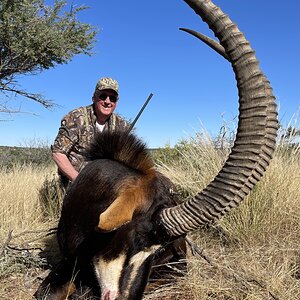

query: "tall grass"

left=154, top=122, right=300, bottom=299
left=155, top=129, right=230, bottom=199
left=0, top=163, right=58, bottom=299
left=0, top=164, right=51, bottom=238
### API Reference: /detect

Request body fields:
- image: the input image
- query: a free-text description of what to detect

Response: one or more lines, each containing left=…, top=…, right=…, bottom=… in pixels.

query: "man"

left=51, top=77, right=130, bottom=187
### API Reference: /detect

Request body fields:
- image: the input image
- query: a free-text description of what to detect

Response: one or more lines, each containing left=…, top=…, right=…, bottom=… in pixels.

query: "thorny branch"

left=0, top=227, right=57, bottom=255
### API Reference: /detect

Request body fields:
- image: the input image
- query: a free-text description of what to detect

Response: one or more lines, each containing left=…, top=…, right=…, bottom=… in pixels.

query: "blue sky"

left=1, top=0, right=299, bottom=148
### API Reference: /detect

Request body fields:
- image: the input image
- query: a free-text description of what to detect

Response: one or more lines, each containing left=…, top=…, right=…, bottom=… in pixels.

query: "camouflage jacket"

left=51, top=104, right=130, bottom=172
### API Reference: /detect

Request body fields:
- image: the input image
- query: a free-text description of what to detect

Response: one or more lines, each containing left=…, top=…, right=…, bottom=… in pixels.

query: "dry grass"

left=155, top=130, right=229, bottom=199
left=0, top=163, right=61, bottom=299
left=0, top=164, right=60, bottom=240
left=0, top=126, right=300, bottom=299
left=154, top=126, right=300, bottom=300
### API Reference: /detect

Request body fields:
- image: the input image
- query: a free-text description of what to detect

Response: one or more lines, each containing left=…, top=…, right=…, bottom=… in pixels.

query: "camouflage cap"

left=95, top=77, right=119, bottom=94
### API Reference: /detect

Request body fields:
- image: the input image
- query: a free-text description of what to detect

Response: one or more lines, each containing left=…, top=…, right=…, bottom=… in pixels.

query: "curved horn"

left=159, top=0, right=278, bottom=237
left=180, top=27, right=229, bottom=60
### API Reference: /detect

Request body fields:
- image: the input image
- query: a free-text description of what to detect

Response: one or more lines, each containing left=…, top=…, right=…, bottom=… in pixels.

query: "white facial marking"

left=94, top=253, right=126, bottom=300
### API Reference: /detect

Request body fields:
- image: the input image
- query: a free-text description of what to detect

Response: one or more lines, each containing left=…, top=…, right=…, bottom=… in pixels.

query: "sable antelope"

left=34, top=0, right=278, bottom=299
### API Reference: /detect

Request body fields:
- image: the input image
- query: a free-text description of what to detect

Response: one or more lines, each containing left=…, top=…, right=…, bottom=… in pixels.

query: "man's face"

left=93, top=89, right=118, bottom=119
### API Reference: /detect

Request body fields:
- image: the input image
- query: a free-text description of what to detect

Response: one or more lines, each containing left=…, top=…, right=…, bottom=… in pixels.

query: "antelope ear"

left=97, top=189, right=147, bottom=232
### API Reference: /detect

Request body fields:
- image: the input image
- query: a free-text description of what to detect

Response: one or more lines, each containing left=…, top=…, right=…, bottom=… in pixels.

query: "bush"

left=0, top=143, right=52, bottom=169
left=38, top=175, right=64, bottom=219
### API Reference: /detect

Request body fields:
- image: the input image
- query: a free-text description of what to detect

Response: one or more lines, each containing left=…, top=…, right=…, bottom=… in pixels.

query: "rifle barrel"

left=127, top=93, right=153, bottom=133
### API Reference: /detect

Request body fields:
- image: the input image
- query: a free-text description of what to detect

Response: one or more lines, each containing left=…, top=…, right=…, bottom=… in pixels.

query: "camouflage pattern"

left=51, top=104, right=130, bottom=173
left=95, top=77, right=119, bottom=94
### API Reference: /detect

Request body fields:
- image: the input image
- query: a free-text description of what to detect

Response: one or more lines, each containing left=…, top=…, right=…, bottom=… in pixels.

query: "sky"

left=1, top=0, right=299, bottom=148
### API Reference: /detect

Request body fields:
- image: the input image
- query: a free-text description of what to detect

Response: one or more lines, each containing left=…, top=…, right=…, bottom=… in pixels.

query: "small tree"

left=0, top=0, right=97, bottom=114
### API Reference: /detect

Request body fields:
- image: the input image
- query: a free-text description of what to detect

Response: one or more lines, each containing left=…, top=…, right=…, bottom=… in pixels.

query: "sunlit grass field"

left=1, top=125, right=300, bottom=299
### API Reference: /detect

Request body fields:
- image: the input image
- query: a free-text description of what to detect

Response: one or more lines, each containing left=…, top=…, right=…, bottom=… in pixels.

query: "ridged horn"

left=180, top=27, right=229, bottom=60
left=180, top=27, right=272, bottom=89
left=159, top=0, right=278, bottom=237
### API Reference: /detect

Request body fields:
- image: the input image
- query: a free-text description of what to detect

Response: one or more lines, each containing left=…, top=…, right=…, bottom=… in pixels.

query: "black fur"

left=34, top=131, right=186, bottom=300
left=84, top=130, right=154, bottom=174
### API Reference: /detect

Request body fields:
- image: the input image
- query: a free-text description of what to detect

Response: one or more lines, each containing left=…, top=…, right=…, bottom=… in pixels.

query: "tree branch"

left=0, top=85, right=58, bottom=110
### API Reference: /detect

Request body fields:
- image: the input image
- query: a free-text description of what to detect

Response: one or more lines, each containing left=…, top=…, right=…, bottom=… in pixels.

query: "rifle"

left=127, top=93, right=153, bottom=133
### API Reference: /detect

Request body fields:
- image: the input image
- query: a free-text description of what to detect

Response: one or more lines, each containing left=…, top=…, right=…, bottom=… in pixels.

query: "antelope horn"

left=180, top=27, right=229, bottom=60
left=159, top=0, right=278, bottom=237
left=180, top=27, right=271, bottom=87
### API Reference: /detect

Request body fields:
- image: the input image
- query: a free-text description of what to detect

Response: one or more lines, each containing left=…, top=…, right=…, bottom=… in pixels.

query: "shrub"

left=38, top=175, right=65, bottom=219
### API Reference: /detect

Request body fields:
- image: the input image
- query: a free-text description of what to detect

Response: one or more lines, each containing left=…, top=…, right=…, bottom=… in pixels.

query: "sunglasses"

left=98, top=93, right=118, bottom=103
